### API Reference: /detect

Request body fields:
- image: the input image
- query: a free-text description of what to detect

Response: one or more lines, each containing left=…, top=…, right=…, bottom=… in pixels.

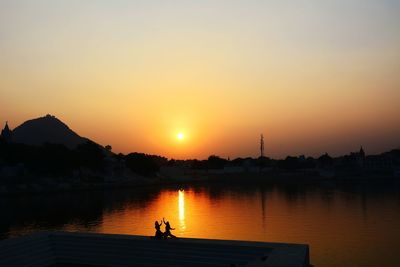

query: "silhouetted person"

left=154, top=220, right=163, bottom=239
left=163, top=218, right=177, bottom=239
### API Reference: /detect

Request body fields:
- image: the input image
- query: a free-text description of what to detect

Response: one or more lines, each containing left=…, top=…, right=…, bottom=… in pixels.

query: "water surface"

left=1, top=181, right=400, bottom=267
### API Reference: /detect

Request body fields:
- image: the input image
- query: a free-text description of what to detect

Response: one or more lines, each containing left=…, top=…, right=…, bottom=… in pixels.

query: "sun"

left=177, top=132, right=185, bottom=140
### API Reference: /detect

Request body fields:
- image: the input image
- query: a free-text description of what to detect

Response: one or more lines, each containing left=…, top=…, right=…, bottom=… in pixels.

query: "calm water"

left=1, top=180, right=400, bottom=267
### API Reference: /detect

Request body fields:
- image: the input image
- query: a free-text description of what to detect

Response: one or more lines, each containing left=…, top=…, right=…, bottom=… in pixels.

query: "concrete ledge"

left=0, top=231, right=310, bottom=267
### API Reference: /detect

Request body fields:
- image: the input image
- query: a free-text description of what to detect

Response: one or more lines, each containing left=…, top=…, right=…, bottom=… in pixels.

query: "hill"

left=11, top=114, right=88, bottom=148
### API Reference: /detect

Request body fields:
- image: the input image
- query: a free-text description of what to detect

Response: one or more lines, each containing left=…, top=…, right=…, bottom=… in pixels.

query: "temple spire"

left=1, top=121, right=12, bottom=142
left=359, top=146, right=365, bottom=157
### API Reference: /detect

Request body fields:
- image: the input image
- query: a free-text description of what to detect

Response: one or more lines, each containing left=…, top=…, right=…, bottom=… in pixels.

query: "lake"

left=1, top=180, right=400, bottom=267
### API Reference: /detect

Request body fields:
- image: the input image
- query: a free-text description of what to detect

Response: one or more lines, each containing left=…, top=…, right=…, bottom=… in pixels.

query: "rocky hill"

left=11, top=114, right=88, bottom=148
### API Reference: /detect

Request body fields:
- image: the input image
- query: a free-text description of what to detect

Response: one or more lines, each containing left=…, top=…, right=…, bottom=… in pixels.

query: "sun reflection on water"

left=178, top=189, right=185, bottom=232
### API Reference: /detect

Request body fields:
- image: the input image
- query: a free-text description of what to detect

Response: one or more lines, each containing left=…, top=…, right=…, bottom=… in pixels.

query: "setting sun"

left=177, top=132, right=185, bottom=140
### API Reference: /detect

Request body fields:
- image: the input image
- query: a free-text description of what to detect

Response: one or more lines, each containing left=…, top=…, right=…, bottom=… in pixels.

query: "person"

left=154, top=220, right=163, bottom=239
left=163, top=217, right=177, bottom=239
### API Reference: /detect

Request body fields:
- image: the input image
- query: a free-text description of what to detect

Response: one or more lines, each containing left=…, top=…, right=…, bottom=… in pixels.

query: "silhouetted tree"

left=124, top=153, right=160, bottom=176
left=256, top=156, right=272, bottom=168
left=207, top=155, right=228, bottom=169
left=318, top=153, right=333, bottom=169
left=278, top=156, right=299, bottom=171
left=231, top=157, right=245, bottom=167
left=32, top=143, right=74, bottom=175
left=191, top=159, right=208, bottom=169
left=75, top=141, right=105, bottom=171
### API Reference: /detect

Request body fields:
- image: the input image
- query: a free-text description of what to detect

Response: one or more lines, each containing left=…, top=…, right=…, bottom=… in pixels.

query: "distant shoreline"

left=1, top=171, right=398, bottom=196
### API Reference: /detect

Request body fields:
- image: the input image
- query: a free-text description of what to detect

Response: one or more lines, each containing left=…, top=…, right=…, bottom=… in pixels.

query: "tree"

left=75, top=141, right=105, bottom=170
left=124, top=153, right=160, bottom=176
left=207, top=155, right=228, bottom=169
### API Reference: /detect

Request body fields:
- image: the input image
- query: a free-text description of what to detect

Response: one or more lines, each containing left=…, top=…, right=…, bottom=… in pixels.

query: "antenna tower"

left=260, top=134, right=265, bottom=157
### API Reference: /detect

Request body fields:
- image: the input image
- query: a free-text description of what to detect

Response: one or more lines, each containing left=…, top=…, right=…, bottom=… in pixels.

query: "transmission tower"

left=260, top=134, right=265, bottom=157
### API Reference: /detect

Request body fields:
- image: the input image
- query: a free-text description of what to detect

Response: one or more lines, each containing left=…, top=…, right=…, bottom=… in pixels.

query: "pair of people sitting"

left=154, top=217, right=177, bottom=239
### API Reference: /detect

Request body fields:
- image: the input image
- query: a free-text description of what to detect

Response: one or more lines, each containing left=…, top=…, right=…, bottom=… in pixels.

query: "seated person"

left=163, top=218, right=177, bottom=239
left=154, top=220, right=163, bottom=239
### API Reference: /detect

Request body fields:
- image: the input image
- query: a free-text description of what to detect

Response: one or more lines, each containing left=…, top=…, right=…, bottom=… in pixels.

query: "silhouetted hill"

left=12, top=115, right=88, bottom=148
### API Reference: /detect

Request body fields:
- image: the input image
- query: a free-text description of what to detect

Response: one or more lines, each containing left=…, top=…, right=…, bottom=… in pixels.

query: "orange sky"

left=1, top=1, right=399, bottom=159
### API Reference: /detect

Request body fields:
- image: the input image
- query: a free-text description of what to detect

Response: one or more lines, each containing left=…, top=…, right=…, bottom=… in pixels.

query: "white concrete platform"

left=0, top=231, right=310, bottom=267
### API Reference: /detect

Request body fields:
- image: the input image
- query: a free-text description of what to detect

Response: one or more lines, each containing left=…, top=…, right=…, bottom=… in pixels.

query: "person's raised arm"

left=163, top=217, right=166, bottom=224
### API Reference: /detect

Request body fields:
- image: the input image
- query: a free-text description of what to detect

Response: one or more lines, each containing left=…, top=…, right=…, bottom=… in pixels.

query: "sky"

left=1, top=0, right=399, bottom=159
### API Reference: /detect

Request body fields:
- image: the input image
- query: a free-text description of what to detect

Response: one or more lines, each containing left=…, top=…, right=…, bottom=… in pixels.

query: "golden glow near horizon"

left=1, top=1, right=400, bottom=159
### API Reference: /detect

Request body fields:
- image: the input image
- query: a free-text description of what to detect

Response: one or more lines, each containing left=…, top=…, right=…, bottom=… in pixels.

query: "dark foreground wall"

left=0, top=231, right=310, bottom=267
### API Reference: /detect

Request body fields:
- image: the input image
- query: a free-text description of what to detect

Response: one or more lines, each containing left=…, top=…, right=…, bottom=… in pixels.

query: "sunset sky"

left=1, top=0, right=399, bottom=159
